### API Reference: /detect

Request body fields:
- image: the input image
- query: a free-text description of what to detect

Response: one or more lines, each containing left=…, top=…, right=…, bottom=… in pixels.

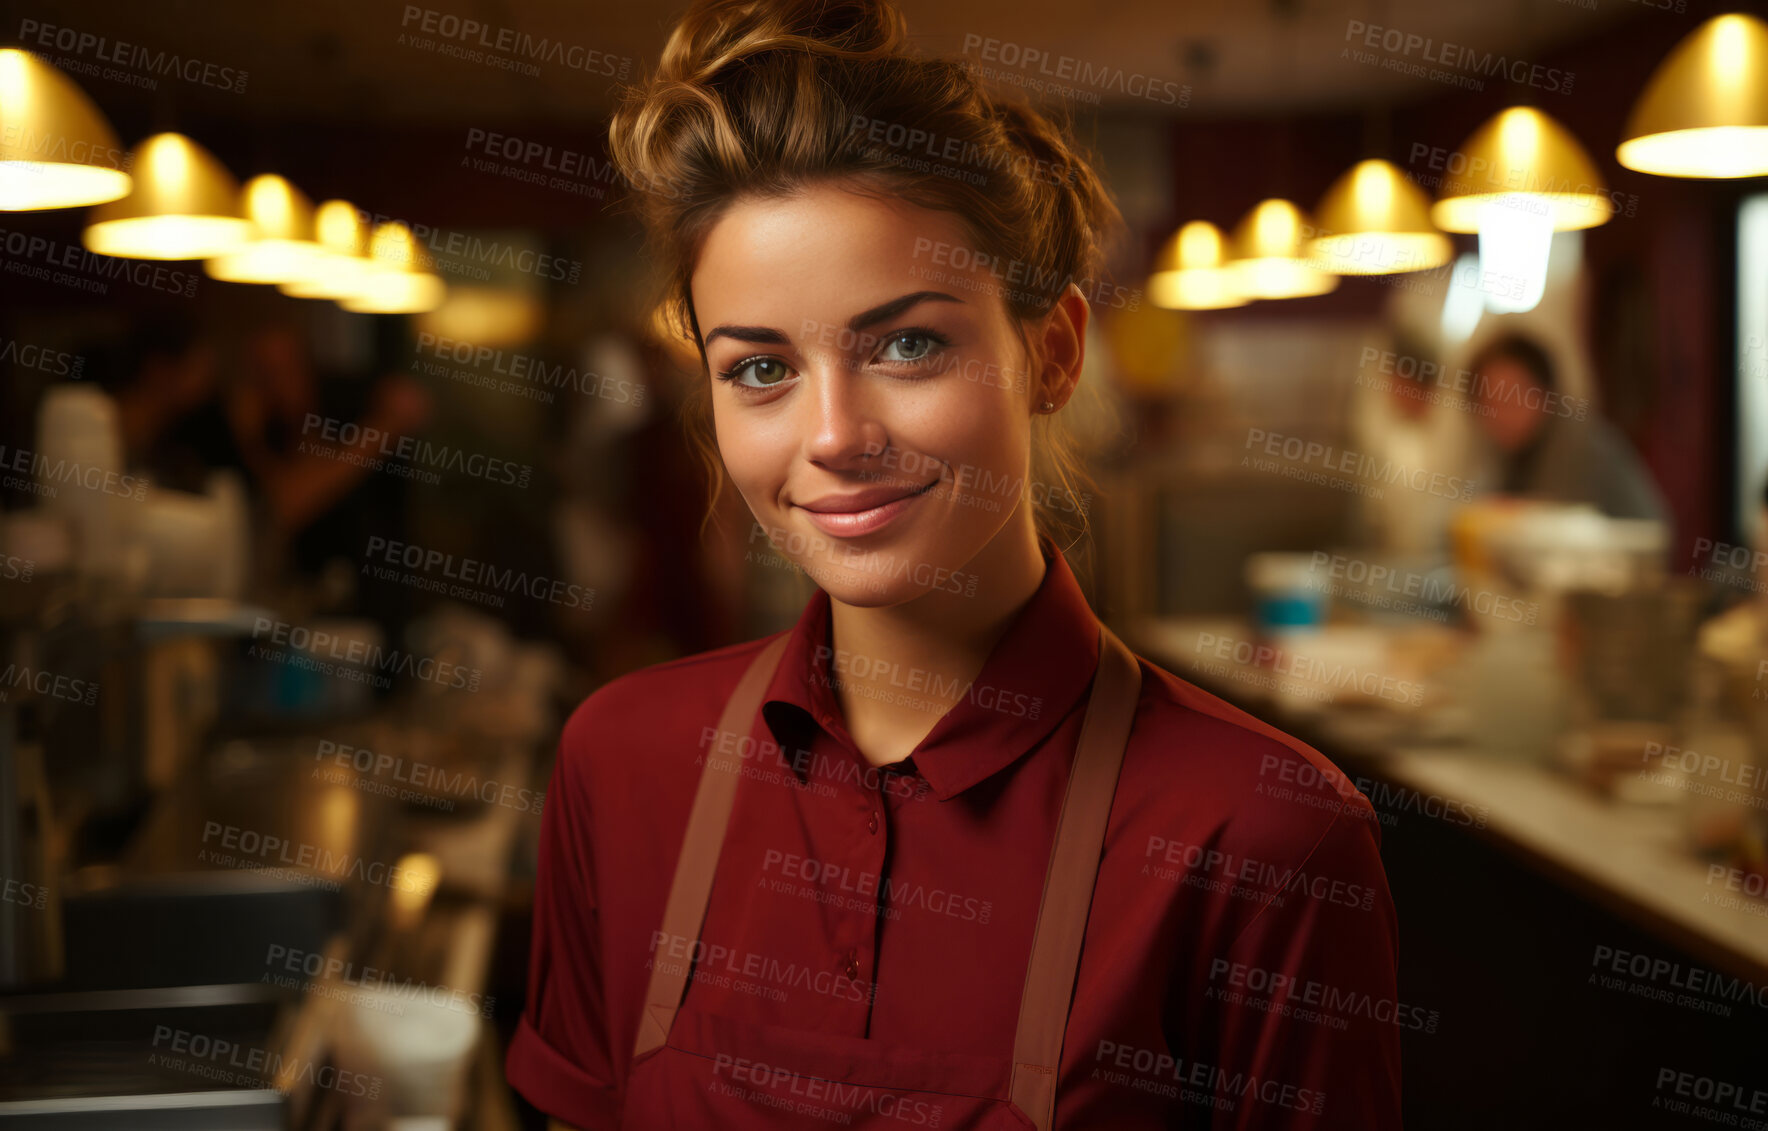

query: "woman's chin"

left=794, top=558, right=922, bottom=608
left=805, top=563, right=903, bottom=607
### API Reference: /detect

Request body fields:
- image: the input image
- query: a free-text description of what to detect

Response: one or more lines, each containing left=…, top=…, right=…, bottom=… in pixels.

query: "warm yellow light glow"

left=1149, top=271, right=1246, bottom=310
left=0, top=49, right=132, bottom=210
left=1227, top=199, right=1339, bottom=299
left=83, top=133, right=252, bottom=259
left=1148, top=220, right=1248, bottom=309
left=415, top=286, right=544, bottom=346
left=1179, top=221, right=1225, bottom=266
left=388, top=853, right=441, bottom=932
left=338, top=272, right=447, bottom=314
left=333, top=221, right=446, bottom=314
left=1618, top=13, right=1768, bottom=177
left=278, top=199, right=376, bottom=299
left=1307, top=159, right=1454, bottom=275
left=1431, top=107, right=1612, bottom=232
left=205, top=174, right=326, bottom=284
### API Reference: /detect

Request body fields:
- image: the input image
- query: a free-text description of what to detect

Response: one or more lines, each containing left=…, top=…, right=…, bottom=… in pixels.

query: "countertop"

left=1128, top=616, right=1768, bottom=988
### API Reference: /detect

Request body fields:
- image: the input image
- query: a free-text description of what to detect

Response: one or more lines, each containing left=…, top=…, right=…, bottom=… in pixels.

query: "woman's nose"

left=800, top=359, right=890, bottom=470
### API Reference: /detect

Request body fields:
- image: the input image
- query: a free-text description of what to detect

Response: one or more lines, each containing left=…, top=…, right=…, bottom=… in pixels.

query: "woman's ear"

left=1036, top=283, right=1090, bottom=410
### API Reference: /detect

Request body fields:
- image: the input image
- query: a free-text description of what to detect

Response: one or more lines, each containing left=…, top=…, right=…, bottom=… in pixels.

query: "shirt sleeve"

left=1200, top=808, right=1403, bottom=1130
left=505, top=733, right=622, bottom=1130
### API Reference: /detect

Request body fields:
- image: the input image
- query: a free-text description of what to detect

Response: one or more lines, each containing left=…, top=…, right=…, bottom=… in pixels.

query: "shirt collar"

left=760, top=533, right=1102, bottom=801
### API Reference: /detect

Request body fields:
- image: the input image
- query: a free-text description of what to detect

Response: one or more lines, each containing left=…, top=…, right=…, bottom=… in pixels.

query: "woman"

left=506, top=1, right=1401, bottom=1127
left=1467, top=332, right=1668, bottom=523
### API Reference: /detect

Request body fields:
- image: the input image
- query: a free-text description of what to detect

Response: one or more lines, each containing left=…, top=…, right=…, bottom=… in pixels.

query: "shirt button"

left=843, top=952, right=860, bottom=979
left=867, top=812, right=879, bottom=834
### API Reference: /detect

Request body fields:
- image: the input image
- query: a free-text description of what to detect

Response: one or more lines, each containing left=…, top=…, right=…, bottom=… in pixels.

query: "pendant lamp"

left=1307, top=159, right=1453, bottom=275
left=83, top=132, right=252, bottom=259
left=278, top=200, right=374, bottom=299
left=0, top=48, right=131, bottom=210
left=1430, top=107, right=1612, bottom=233
left=1618, top=12, right=1768, bottom=178
left=335, top=221, right=446, bottom=314
left=205, top=175, right=326, bottom=284
left=1227, top=199, right=1338, bottom=299
left=1149, top=221, right=1248, bottom=310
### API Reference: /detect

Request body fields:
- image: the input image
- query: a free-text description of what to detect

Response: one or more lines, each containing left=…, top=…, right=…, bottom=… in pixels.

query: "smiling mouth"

left=792, top=475, right=941, bottom=537
left=869, top=477, right=940, bottom=509
left=895, top=478, right=939, bottom=503
left=799, top=477, right=941, bottom=514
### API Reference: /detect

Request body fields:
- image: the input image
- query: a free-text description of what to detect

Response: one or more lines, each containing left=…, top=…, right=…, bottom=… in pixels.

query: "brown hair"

left=1469, top=332, right=1559, bottom=395
left=607, top=0, right=1124, bottom=553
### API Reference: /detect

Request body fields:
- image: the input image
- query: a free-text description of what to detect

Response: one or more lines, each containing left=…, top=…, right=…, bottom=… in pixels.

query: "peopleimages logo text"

left=0, top=442, right=147, bottom=501
left=399, top=6, right=631, bottom=78
left=16, top=19, right=250, bottom=93
left=250, top=617, right=482, bottom=691
left=299, top=415, right=533, bottom=488
left=349, top=209, right=583, bottom=284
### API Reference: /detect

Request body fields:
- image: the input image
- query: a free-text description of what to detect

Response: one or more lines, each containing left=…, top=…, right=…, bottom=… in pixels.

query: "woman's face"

left=691, top=180, right=1057, bottom=607
left=1475, top=355, right=1547, bottom=452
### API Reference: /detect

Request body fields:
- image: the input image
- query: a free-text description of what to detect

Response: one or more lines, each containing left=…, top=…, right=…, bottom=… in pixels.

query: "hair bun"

left=657, top=0, right=907, bottom=86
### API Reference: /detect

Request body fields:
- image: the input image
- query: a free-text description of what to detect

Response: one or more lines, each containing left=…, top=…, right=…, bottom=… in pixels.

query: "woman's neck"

left=824, top=516, right=1048, bottom=768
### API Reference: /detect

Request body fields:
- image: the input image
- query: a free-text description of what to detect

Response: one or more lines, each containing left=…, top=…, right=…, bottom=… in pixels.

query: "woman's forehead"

left=692, top=187, right=984, bottom=332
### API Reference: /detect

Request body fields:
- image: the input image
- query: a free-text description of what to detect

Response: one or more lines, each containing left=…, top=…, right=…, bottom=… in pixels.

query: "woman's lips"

left=796, top=479, right=937, bottom=537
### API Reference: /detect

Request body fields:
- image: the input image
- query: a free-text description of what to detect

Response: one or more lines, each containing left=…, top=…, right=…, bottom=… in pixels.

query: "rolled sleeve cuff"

left=505, top=1014, right=621, bottom=1130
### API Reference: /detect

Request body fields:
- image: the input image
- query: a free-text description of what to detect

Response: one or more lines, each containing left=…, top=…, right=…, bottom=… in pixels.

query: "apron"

left=620, top=621, right=1143, bottom=1130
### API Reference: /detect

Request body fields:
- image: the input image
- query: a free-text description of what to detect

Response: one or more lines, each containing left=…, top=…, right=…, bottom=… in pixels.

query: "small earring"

left=1039, top=400, right=1055, bottom=412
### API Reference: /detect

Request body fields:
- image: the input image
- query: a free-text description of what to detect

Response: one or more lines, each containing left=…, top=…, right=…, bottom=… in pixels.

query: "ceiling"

left=15, top=0, right=1650, bottom=128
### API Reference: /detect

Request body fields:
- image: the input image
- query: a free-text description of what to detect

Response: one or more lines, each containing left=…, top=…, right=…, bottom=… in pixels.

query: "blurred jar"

left=333, top=986, right=481, bottom=1127
left=1644, top=654, right=1768, bottom=852
left=1244, top=552, right=1327, bottom=636
left=1453, top=617, right=1568, bottom=764
left=1555, top=580, right=1706, bottom=791
left=34, top=385, right=135, bottom=595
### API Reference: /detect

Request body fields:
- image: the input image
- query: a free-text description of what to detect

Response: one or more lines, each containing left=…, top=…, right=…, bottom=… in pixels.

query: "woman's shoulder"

left=1119, top=652, right=1384, bottom=862
left=554, top=631, right=789, bottom=788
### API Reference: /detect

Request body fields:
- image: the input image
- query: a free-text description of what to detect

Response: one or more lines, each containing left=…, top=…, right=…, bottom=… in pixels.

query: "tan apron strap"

left=634, top=632, right=790, bottom=1059
left=631, top=618, right=1144, bottom=1124
left=1009, top=624, right=1141, bottom=1131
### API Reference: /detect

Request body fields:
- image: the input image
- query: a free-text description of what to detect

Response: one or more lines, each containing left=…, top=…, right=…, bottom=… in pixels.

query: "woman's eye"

left=725, top=357, right=794, bottom=387
left=879, top=332, right=937, bottom=364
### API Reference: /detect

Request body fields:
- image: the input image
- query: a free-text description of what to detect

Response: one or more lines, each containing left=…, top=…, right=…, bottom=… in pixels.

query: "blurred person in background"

left=228, top=323, right=432, bottom=564
left=1346, top=324, right=1481, bottom=556
left=111, top=316, right=232, bottom=495
left=1468, top=332, right=1668, bottom=522
left=109, top=318, right=434, bottom=607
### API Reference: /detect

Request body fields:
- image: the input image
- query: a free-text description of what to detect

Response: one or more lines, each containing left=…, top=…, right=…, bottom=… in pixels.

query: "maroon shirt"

left=508, top=538, right=1402, bottom=1128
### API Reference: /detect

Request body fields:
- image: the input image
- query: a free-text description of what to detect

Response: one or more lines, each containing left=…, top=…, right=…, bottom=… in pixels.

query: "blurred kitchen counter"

left=27, top=709, right=541, bottom=1127
left=1129, top=616, right=1768, bottom=988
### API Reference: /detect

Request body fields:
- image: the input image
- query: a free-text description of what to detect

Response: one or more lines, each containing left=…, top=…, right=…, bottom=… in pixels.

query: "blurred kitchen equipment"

left=1244, top=551, right=1327, bottom=635
left=333, top=986, right=480, bottom=1128
left=1648, top=653, right=1768, bottom=851
left=1667, top=598, right=1768, bottom=853
left=33, top=384, right=133, bottom=591
left=1446, top=500, right=1674, bottom=767
left=132, top=471, right=250, bottom=601
left=1556, top=578, right=1705, bottom=792
left=1451, top=500, right=1669, bottom=624
left=227, top=616, right=384, bottom=722
left=0, top=984, right=292, bottom=1128
left=0, top=513, right=78, bottom=991
left=1453, top=617, right=1570, bottom=763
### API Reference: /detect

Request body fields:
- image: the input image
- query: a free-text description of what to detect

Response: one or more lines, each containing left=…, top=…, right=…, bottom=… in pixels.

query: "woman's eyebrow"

left=701, top=290, right=963, bottom=348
